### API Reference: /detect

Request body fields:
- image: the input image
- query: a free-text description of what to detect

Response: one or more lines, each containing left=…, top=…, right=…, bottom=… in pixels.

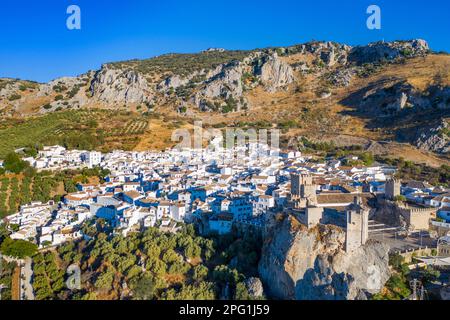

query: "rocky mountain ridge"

left=1, top=39, right=449, bottom=158
left=0, top=39, right=432, bottom=113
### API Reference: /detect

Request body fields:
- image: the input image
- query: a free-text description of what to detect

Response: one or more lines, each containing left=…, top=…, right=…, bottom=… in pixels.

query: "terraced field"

left=0, top=110, right=152, bottom=157
left=0, top=173, right=61, bottom=218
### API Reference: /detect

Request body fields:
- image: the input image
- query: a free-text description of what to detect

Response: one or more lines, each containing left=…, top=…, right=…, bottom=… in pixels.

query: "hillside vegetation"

left=111, top=50, right=252, bottom=77
left=0, top=110, right=153, bottom=158
left=31, top=224, right=261, bottom=300
left=0, top=40, right=449, bottom=167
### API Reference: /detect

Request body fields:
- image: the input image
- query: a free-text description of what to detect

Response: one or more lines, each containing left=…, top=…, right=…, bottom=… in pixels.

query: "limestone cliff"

left=258, top=216, right=390, bottom=300
left=414, top=119, right=450, bottom=154
left=255, top=53, right=295, bottom=93
left=90, top=65, right=152, bottom=105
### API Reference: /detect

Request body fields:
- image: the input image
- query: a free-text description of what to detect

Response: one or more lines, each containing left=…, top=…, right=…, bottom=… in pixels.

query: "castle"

left=397, top=203, right=437, bottom=231
left=287, top=173, right=369, bottom=253
left=383, top=178, right=436, bottom=231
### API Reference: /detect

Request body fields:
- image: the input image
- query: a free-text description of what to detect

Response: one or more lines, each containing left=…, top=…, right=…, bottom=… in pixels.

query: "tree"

left=94, top=269, right=115, bottom=290
left=389, top=253, right=405, bottom=271
left=192, top=265, right=208, bottom=282
left=0, top=237, right=37, bottom=259
left=360, top=152, right=375, bottom=166
left=3, top=152, right=28, bottom=174
left=422, top=267, right=440, bottom=284
left=213, top=265, right=240, bottom=285
left=184, top=243, right=201, bottom=259
left=130, top=274, right=155, bottom=300
left=235, top=282, right=250, bottom=300
left=394, top=195, right=407, bottom=202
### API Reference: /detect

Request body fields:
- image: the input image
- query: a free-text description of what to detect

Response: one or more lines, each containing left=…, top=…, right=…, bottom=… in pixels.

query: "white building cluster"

left=10, top=143, right=403, bottom=246
left=23, top=145, right=102, bottom=170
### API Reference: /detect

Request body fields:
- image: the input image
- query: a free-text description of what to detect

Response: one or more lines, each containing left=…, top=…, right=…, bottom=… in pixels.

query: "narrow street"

left=20, top=257, right=35, bottom=300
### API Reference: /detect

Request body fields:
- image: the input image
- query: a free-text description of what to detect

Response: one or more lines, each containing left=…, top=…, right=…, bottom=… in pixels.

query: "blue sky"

left=0, top=0, right=448, bottom=82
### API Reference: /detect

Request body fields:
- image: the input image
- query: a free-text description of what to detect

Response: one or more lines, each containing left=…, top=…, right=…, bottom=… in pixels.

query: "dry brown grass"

left=134, top=118, right=192, bottom=151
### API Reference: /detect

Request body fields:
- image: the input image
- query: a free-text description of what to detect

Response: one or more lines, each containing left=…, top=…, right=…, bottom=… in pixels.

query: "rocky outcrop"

left=360, top=81, right=450, bottom=115
left=157, top=74, right=189, bottom=91
left=258, top=216, right=390, bottom=300
left=414, top=119, right=450, bottom=154
left=255, top=53, right=294, bottom=92
left=285, top=41, right=351, bottom=66
left=373, top=199, right=407, bottom=229
left=90, top=65, right=151, bottom=104
left=245, top=277, right=265, bottom=298
left=349, top=39, right=429, bottom=65
left=326, top=68, right=356, bottom=87
left=0, top=79, right=23, bottom=99
left=192, top=61, right=246, bottom=111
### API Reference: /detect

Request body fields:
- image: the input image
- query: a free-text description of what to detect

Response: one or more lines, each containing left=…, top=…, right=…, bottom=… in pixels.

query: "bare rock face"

left=157, top=74, right=189, bottom=91
left=192, top=61, right=246, bottom=111
left=326, top=68, right=356, bottom=87
left=415, top=119, right=450, bottom=154
left=245, top=277, right=265, bottom=298
left=90, top=65, right=151, bottom=104
left=373, top=198, right=407, bottom=229
left=321, top=49, right=337, bottom=67
left=258, top=217, right=390, bottom=300
left=255, top=53, right=295, bottom=93
left=349, top=39, right=429, bottom=65
left=359, top=80, right=449, bottom=117
left=202, top=61, right=244, bottom=99
left=0, top=80, right=22, bottom=99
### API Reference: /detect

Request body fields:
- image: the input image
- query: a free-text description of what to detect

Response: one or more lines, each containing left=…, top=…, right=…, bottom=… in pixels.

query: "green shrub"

left=8, top=94, right=21, bottom=101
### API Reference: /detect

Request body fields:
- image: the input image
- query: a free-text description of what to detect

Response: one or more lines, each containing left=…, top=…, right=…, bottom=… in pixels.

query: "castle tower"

left=305, top=203, right=324, bottom=229
left=385, top=178, right=401, bottom=200
left=290, top=173, right=317, bottom=205
left=345, top=197, right=369, bottom=253
left=290, top=172, right=302, bottom=198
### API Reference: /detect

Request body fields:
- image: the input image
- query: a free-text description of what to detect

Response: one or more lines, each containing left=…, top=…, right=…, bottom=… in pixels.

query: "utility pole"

left=409, top=279, right=427, bottom=301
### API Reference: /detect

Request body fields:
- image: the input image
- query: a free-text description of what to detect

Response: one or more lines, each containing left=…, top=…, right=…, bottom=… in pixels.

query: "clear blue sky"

left=0, top=0, right=448, bottom=82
